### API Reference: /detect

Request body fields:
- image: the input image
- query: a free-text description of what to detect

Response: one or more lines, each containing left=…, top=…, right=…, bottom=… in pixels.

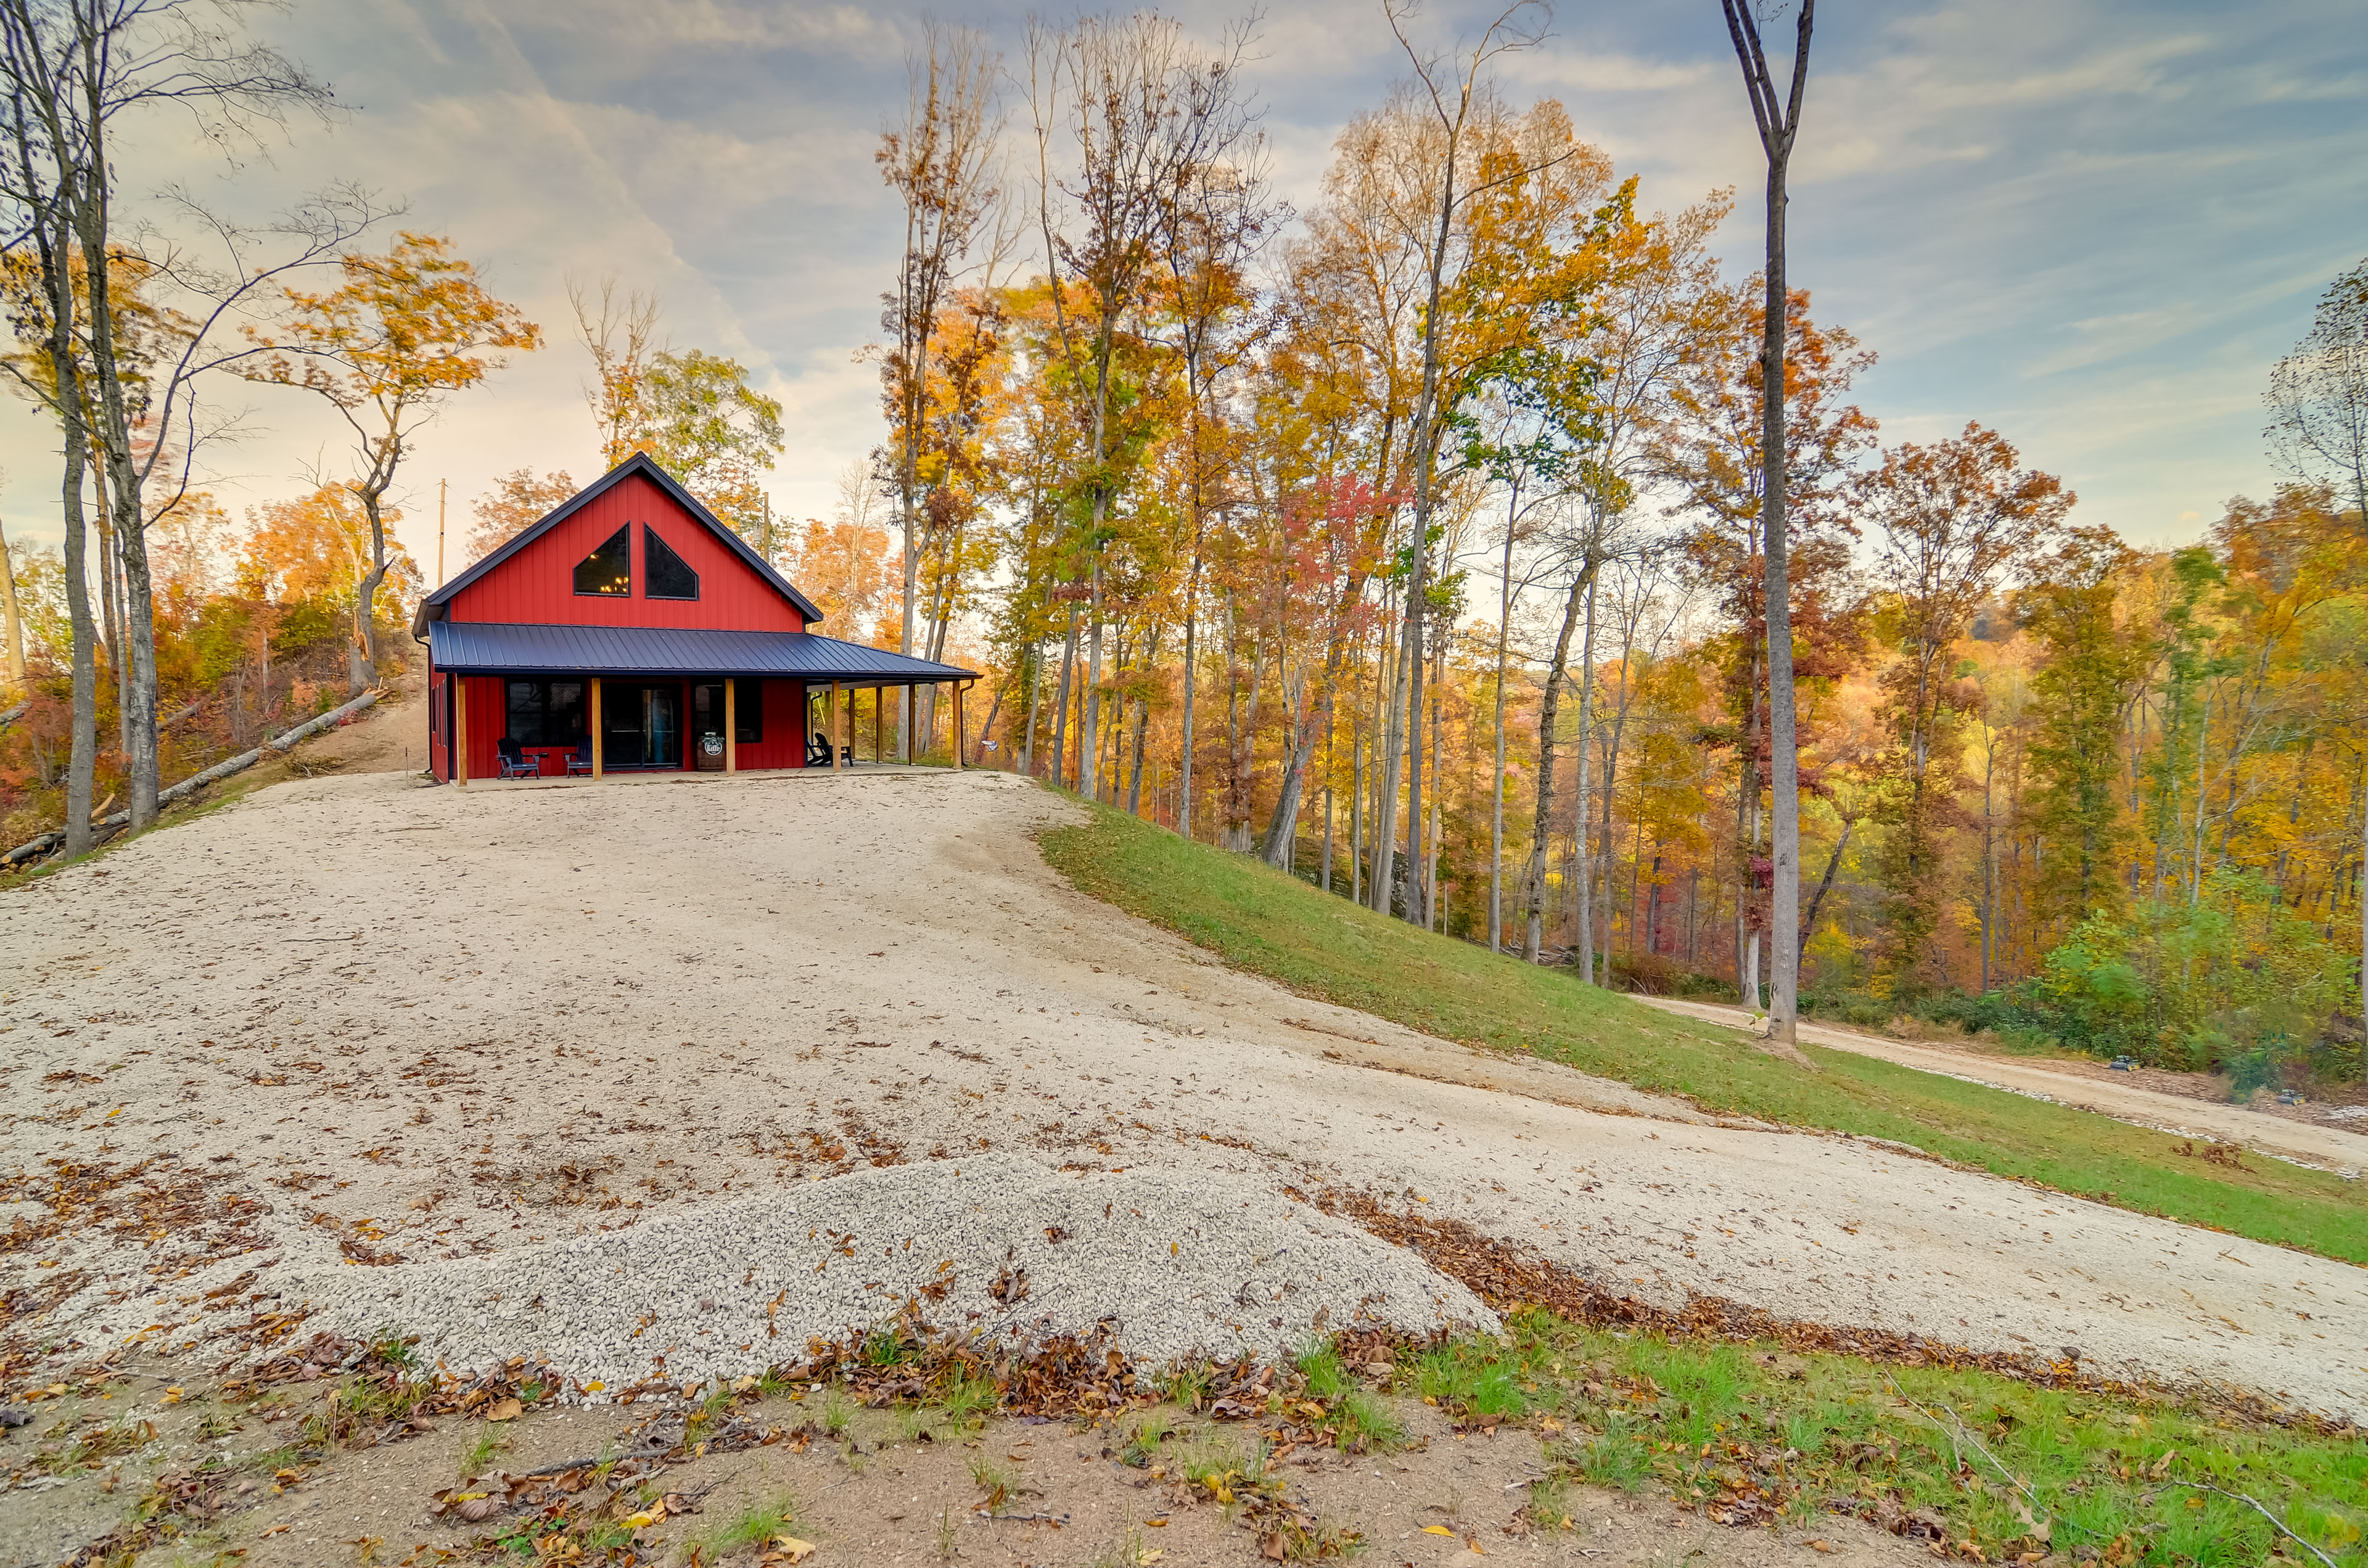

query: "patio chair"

left=495, top=736, right=540, bottom=779
left=807, top=731, right=833, bottom=768
left=565, top=737, right=595, bottom=777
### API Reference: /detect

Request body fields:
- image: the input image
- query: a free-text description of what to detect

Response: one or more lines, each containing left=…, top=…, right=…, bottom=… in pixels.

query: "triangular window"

left=573, top=523, right=631, bottom=596
left=644, top=523, right=699, bottom=600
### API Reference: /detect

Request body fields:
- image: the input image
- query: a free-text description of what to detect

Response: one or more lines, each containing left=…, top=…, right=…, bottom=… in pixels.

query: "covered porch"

left=423, top=622, right=977, bottom=784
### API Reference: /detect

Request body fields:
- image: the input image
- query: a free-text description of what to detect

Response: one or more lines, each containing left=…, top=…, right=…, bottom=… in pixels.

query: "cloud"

left=0, top=0, right=2358, bottom=583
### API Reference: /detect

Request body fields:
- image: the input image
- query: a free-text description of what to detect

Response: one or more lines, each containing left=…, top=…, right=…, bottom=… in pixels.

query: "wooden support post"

left=590, top=678, right=604, bottom=779
left=831, top=682, right=844, bottom=770
left=454, top=678, right=468, bottom=787
left=953, top=681, right=966, bottom=770
left=874, top=687, right=883, bottom=764
left=724, top=678, right=737, bottom=774
left=845, top=684, right=856, bottom=768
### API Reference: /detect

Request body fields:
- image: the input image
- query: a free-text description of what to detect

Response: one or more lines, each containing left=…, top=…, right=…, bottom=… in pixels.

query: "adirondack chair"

left=495, top=737, right=540, bottom=779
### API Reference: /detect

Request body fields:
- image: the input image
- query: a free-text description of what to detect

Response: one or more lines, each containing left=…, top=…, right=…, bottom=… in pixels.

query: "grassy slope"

left=1039, top=800, right=2367, bottom=1265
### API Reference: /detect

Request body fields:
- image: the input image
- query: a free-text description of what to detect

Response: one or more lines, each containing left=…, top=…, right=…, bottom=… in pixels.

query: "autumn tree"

left=881, top=23, right=1001, bottom=761
left=0, top=0, right=364, bottom=841
left=2266, top=255, right=2368, bottom=527
left=1856, top=422, right=2070, bottom=991
left=1029, top=11, right=1258, bottom=804
left=467, top=468, right=576, bottom=562
left=1719, top=0, right=1815, bottom=1049
left=1661, top=285, right=1872, bottom=1010
left=568, top=281, right=781, bottom=537
left=251, top=232, right=539, bottom=691
left=2024, top=525, right=2148, bottom=932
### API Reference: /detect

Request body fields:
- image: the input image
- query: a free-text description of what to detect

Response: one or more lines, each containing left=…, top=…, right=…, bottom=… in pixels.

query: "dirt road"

left=1630, top=996, right=2368, bottom=1173
left=3, top=769, right=2363, bottom=1421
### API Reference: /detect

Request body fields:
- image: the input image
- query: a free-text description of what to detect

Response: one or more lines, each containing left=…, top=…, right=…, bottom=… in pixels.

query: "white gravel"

left=284, top=1153, right=1495, bottom=1385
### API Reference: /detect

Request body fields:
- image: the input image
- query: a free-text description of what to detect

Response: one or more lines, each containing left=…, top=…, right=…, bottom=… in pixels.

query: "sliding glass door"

left=599, top=683, right=683, bottom=768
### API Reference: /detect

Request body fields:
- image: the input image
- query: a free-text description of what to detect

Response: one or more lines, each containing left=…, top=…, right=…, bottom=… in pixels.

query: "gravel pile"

left=280, top=1154, right=1495, bottom=1387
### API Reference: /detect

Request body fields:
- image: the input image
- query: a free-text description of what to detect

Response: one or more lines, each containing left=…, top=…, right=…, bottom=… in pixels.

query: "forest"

left=3, top=6, right=2366, bottom=1094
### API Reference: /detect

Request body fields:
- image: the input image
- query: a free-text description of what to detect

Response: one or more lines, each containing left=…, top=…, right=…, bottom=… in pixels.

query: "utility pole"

left=437, top=478, right=447, bottom=586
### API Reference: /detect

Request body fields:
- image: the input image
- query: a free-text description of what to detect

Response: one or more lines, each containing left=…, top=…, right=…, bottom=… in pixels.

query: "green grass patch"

left=1444, top=1308, right=2366, bottom=1568
left=1038, top=801, right=2367, bottom=1262
left=688, top=1487, right=800, bottom=1560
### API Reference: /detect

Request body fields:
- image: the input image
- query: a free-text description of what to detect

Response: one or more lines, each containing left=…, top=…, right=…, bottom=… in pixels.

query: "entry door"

left=645, top=684, right=680, bottom=768
left=599, top=683, right=684, bottom=768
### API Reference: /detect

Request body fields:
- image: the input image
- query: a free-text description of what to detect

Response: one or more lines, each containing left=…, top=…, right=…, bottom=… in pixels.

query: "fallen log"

left=2, top=688, right=382, bottom=867
left=0, top=700, right=27, bottom=732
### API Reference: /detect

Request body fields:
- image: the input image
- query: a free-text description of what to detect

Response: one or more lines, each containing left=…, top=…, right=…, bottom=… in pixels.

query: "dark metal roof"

left=427, top=621, right=977, bottom=683
left=410, top=453, right=824, bottom=635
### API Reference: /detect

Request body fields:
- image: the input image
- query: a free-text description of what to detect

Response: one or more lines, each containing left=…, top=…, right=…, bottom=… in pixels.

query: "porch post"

left=454, top=678, right=468, bottom=788
left=953, top=681, right=966, bottom=771
left=724, top=678, right=738, bottom=774
left=844, top=683, right=856, bottom=768
left=590, top=678, right=604, bottom=779
left=831, top=681, right=844, bottom=770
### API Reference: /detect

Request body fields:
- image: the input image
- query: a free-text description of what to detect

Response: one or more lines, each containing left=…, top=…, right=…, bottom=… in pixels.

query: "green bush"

left=2036, top=870, right=2350, bottom=1070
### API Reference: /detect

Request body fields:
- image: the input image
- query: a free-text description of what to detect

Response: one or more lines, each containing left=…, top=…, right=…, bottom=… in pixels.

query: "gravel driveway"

left=3, top=768, right=2362, bottom=1417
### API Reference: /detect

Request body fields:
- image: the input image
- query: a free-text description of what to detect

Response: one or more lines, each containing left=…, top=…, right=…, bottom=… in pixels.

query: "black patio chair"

left=806, top=730, right=833, bottom=768
left=495, top=736, right=540, bottom=779
left=565, top=737, right=595, bottom=777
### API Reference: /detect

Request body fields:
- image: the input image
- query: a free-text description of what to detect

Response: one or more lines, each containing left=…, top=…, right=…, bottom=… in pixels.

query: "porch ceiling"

left=426, top=621, right=976, bottom=683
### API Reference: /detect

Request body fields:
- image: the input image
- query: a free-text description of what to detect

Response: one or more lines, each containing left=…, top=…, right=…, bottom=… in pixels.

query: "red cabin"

left=413, top=454, right=973, bottom=783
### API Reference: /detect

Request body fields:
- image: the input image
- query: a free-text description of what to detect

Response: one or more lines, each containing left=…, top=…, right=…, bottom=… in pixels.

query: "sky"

left=4, top=0, right=2362, bottom=586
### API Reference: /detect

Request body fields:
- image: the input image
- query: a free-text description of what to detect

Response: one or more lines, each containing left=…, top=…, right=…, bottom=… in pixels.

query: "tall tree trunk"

left=1082, top=553, right=1104, bottom=801
left=1178, top=569, right=1199, bottom=837
left=1722, top=0, right=1814, bottom=1051
left=1489, top=490, right=1517, bottom=953
left=1523, top=560, right=1595, bottom=961
left=1351, top=726, right=1365, bottom=905
left=1051, top=602, right=1078, bottom=787
left=0, top=509, right=28, bottom=689
left=1571, top=572, right=1600, bottom=983
left=1023, top=639, right=1043, bottom=776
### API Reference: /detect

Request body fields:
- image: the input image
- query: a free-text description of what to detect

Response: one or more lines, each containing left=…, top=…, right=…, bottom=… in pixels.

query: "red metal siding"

left=678, top=678, right=806, bottom=771
left=457, top=675, right=506, bottom=781
left=428, top=667, right=450, bottom=781
left=446, top=472, right=806, bottom=632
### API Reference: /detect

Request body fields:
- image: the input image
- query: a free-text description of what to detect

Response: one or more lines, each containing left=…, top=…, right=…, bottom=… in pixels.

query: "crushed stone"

left=282, top=1154, right=1496, bottom=1387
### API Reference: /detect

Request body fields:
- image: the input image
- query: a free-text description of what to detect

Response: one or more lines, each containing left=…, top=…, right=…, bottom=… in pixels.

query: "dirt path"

left=1629, top=996, right=2368, bottom=1173
left=3, top=770, right=2363, bottom=1425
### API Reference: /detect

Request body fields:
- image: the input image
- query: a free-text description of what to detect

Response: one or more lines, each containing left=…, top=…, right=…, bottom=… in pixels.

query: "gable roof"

left=411, top=453, right=824, bottom=636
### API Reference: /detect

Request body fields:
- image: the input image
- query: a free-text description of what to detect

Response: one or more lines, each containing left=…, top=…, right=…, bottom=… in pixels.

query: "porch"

left=422, top=622, right=977, bottom=785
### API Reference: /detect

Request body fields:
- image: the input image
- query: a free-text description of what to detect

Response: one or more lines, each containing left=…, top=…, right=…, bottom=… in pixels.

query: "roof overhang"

left=427, top=621, right=977, bottom=684
left=411, top=453, right=824, bottom=636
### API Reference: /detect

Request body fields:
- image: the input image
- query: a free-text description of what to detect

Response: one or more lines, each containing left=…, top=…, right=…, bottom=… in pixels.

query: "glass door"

left=602, top=683, right=647, bottom=766
left=645, top=684, right=680, bottom=769
left=599, top=683, right=685, bottom=768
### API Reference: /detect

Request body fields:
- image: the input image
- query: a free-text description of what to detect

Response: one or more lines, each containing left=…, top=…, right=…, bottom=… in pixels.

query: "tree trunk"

left=1571, top=572, right=1601, bottom=983
left=1489, top=491, right=1517, bottom=953
left=1523, top=560, right=1595, bottom=961
left=1051, top=602, right=1078, bottom=787
left=0, top=509, right=27, bottom=689
left=1179, top=578, right=1199, bottom=837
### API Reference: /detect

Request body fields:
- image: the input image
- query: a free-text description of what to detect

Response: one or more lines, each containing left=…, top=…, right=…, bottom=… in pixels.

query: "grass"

left=1434, top=1308, right=2367, bottom=1568
left=686, top=1487, right=800, bottom=1561
left=1039, top=800, right=2367, bottom=1262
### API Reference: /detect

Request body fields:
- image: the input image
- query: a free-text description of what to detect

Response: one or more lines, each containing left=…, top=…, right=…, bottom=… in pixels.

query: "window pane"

left=736, top=679, right=763, bottom=744
left=506, top=680, right=545, bottom=747
left=548, top=682, right=585, bottom=745
left=644, top=525, right=699, bottom=599
left=574, top=523, right=631, bottom=596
